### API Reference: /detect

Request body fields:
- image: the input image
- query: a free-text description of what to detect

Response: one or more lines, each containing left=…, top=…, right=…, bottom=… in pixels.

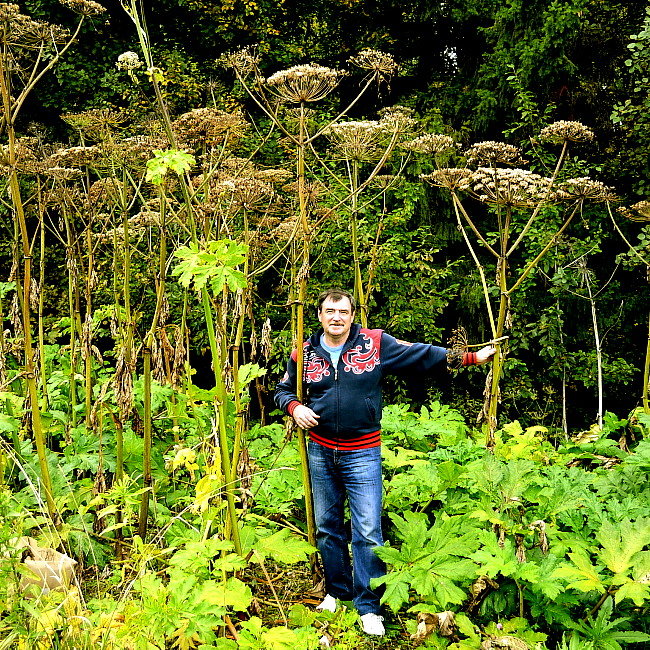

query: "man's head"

left=317, top=288, right=355, bottom=345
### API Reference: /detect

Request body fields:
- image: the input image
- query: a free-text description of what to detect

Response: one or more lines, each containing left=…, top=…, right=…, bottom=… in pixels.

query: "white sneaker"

left=360, top=612, right=385, bottom=636
left=316, top=594, right=337, bottom=613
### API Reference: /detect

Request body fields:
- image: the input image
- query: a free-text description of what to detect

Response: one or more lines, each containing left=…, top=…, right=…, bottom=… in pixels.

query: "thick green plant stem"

left=350, top=161, right=368, bottom=327
left=294, top=103, right=317, bottom=551
left=202, top=288, right=242, bottom=555
left=138, top=345, right=153, bottom=539
left=37, top=210, right=49, bottom=409
left=7, top=168, right=56, bottom=521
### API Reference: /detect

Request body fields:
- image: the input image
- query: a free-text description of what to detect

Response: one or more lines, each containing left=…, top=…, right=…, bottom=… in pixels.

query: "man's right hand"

left=292, top=404, right=320, bottom=430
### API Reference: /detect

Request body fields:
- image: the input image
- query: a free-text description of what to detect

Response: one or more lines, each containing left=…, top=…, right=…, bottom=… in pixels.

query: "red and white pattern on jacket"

left=305, top=350, right=331, bottom=382
left=343, top=331, right=381, bottom=375
left=288, top=346, right=332, bottom=383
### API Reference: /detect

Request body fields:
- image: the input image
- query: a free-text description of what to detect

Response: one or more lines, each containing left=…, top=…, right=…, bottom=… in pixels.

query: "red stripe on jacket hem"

left=309, top=430, right=381, bottom=450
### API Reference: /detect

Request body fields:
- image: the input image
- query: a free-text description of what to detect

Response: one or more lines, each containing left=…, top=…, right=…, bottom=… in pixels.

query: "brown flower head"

left=539, top=121, right=595, bottom=144
left=88, top=177, right=126, bottom=205
left=61, top=109, right=126, bottom=142
left=631, top=200, right=650, bottom=219
left=325, top=120, right=387, bottom=162
left=348, top=49, right=398, bottom=80
left=45, top=145, right=102, bottom=168
left=465, top=141, right=524, bottom=166
left=216, top=177, right=275, bottom=212
left=421, top=167, right=473, bottom=192
left=58, top=0, right=106, bottom=16
left=266, top=64, right=345, bottom=103
left=378, top=105, right=418, bottom=133
left=1, top=6, right=69, bottom=47
left=402, top=133, right=457, bottom=155
left=172, top=108, right=249, bottom=148
left=0, top=138, right=43, bottom=172
left=43, top=166, right=83, bottom=181
left=370, top=174, right=402, bottom=190
left=468, top=167, right=555, bottom=207
left=560, top=177, right=616, bottom=202
left=254, top=168, right=293, bottom=185
left=218, top=45, right=261, bottom=77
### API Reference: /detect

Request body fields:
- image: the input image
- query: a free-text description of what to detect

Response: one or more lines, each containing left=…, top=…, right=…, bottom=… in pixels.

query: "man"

left=275, top=288, right=495, bottom=636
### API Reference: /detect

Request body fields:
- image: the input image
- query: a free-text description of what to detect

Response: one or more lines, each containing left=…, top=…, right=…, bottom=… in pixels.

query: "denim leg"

left=308, top=442, right=353, bottom=600
left=338, top=446, right=385, bottom=615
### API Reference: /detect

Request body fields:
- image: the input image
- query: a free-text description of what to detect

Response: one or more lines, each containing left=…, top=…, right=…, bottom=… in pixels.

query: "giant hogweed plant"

left=418, top=123, right=617, bottom=445
left=0, top=0, right=108, bottom=520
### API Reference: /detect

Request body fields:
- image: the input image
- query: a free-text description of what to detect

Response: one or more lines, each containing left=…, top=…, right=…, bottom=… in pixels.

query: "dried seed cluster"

left=465, top=141, right=524, bottom=166
left=266, top=64, right=345, bottom=102
left=560, top=177, right=616, bottom=202
left=539, top=120, right=595, bottom=144
left=421, top=167, right=473, bottom=191
left=172, top=108, right=248, bottom=147
left=377, top=105, right=418, bottom=133
left=348, top=49, right=398, bottom=78
left=402, top=133, right=456, bottom=154
left=59, top=0, right=106, bottom=16
left=325, top=120, right=387, bottom=162
left=218, top=46, right=260, bottom=76
left=469, top=167, right=554, bottom=207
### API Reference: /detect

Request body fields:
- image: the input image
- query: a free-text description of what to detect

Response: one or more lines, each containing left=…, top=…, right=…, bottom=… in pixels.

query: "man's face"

left=318, top=296, right=354, bottom=343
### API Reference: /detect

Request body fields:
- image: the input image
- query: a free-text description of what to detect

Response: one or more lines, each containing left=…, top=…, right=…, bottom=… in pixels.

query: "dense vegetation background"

left=13, top=0, right=650, bottom=430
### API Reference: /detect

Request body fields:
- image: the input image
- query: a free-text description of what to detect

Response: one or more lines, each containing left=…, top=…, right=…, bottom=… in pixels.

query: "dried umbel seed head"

left=172, top=108, right=249, bottom=147
left=2, top=6, right=70, bottom=46
left=43, top=166, right=83, bottom=181
left=378, top=105, right=418, bottom=133
left=0, top=3, right=20, bottom=21
left=217, top=177, right=275, bottom=211
left=560, top=177, right=616, bottom=202
left=218, top=45, right=261, bottom=76
left=469, top=167, right=555, bottom=207
left=88, top=177, right=125, bottom=205
left=325, top=120, right=387, bottom=162
left=631, top=200, right=650, bottom=219
left=254, top=168, right=293, bottom=184
left=116, top=51, right=143, bottom=71
left=0, top=139, right=40, bottom=170
left=46, top=145, right=102, bottom=168
left=402, top=133, right=457, bottom=155
left=370, top=174, right=402, bottom=190
left=539, top=120, right=595, bottom=144
left=59, top=0, right=106, bottom=16
left=266, top=64, right=345, bottom=102
left=421, top=167, right=473, bottom=191
left=348, top=49, right=398, bottom=79
left=465, top=141, right=524, bottom=166
left=61, top=109, right=126, bottom=141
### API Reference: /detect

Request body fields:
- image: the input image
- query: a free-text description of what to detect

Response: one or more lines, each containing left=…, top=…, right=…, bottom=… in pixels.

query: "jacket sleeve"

left=274, top=351, right=302, bottom=416
left=380, top=332, right=448, bottom=374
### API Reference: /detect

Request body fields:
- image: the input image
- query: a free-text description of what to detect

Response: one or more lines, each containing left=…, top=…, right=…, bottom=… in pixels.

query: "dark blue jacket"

left=274, top=324, right=447, bottom=440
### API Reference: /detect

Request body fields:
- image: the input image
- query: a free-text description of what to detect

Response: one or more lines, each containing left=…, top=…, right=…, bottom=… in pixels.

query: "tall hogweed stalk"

left=610, top=200, right=650, bottom=414
left=419, top=122, right=617, bottom=445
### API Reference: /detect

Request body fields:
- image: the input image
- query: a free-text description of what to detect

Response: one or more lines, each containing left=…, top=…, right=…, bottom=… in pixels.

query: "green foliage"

left=145, top=148, right=196, bottom=184
left=172, top=240, right=248, bottom=292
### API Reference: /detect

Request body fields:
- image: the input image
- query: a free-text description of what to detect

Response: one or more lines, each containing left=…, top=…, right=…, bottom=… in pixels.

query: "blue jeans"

left=307, top=442, right=385, bottom=615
